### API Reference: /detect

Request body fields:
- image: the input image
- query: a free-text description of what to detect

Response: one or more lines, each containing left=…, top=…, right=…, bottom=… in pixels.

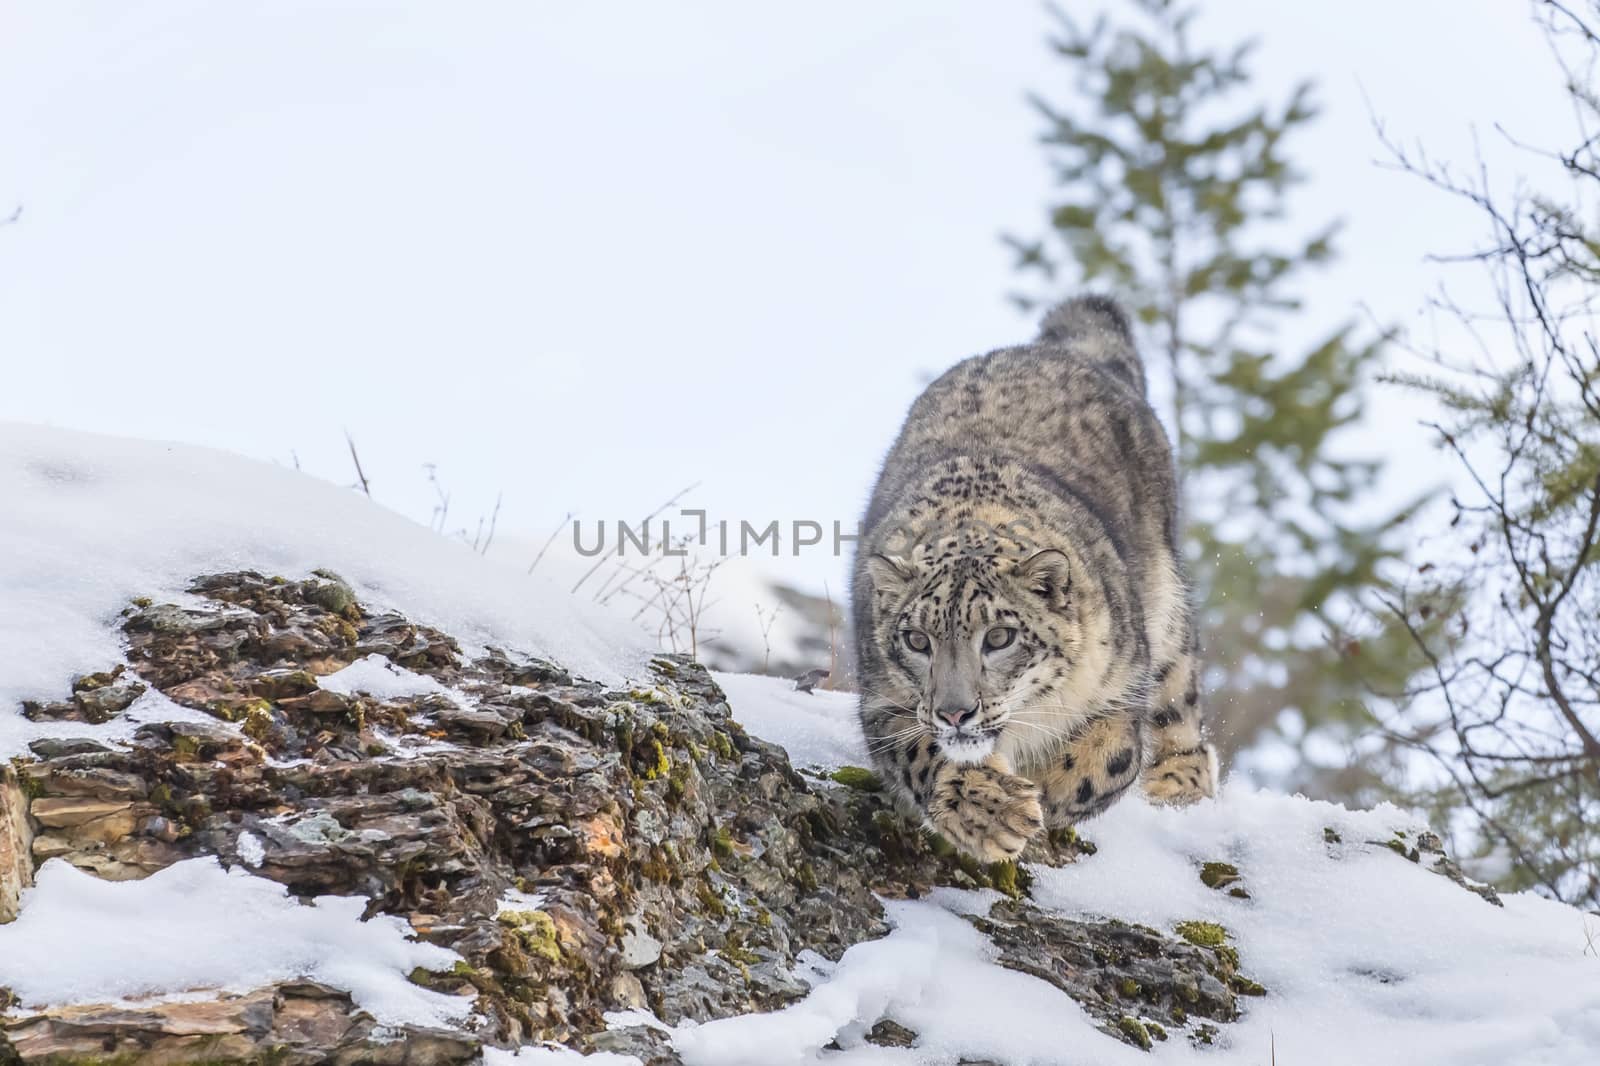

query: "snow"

left=481, top=1047, right=643, bottom=1066
left=0, top=421, right=651, bottom=758
left=235, top=830, right=266, bottom=868
left=496, top=886, right=550, bottom=916
left=0, top=857, right=473, bottom=1028
left=320, top=652, right=459, bottom=701
left=1024, top=788, right=1600, bottom=1066
left=0, top=681, right=236, bottom=767
left=712, top=671, right=866, bottom=770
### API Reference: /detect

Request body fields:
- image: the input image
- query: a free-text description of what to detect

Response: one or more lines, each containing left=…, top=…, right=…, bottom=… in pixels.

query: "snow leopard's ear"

left=1016, top=549, right=1070, bottom=610
left=866, top=554, right=915, bottom=597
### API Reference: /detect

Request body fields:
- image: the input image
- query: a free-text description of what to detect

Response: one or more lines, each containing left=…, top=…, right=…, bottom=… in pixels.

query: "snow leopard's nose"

left=936, top=702, right=980, bottom=728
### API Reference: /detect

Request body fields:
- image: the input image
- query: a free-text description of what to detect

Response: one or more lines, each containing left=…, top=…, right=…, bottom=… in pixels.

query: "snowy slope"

left=0, top=422, right=650, bottom=757
left=2, top=425, right=1597, bottom=1065
left=686, top=676, right=1600, bottom=1066
left=0, top=857, right=472, bottom=1027
left=711, top=671, right=863, bottom=769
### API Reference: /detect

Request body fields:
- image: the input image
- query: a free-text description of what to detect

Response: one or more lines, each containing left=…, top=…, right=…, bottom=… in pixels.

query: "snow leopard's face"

left=864, top=546, right=1086, bottom=765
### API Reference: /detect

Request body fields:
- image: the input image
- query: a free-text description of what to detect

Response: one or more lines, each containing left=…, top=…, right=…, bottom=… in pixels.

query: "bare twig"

left=344, top=431, right=372, bottom=498
left=528, top=511, right=575, bottom=575
left=1364, top=19, right=1600, bottom=903
left=626, top=538, right=725, bottom=659
left=756, top=603, right=782, bottom=675
left=480, top=492, right=503, bottom=556
left=423, top=463, right=450, bottom=534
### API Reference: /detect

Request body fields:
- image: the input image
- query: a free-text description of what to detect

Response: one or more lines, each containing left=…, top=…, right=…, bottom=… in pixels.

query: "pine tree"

left=1006, top=0, right=1421, bottom=791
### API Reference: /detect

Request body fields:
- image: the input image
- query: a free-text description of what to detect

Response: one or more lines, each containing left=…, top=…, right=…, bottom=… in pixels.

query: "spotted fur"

left=852, top=296, right=1216, bottom=861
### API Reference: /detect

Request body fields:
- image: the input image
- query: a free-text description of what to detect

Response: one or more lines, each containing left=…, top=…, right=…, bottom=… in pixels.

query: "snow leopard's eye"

left=901, top=629, right=931, bottom=654
left=983, top=627, right=1017, bottom=652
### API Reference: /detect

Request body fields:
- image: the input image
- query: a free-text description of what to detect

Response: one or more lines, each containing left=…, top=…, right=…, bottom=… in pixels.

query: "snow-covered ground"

left=671, top=674, right=1600, bottom=1066
left=0, top=422, right=649, bottom=757
left=0, top=857, right=472, bottom=1028
left=3, top=424, right=1598, bottom=1065
left=711, top=671, right=863, bottom=770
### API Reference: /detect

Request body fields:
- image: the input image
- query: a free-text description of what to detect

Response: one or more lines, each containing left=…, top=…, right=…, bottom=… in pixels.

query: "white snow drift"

left=0, top=421, right=650, bottom=760
left=0, top=857, right=471, bottom=1028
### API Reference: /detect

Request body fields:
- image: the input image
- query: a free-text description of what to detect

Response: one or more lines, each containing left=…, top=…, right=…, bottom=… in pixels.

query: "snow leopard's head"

left=862, top=543, right=1104, bottom=765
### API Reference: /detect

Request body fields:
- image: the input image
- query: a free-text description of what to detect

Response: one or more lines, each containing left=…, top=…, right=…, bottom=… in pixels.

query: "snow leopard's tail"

left=1036, top=295, right=1146, bottom=394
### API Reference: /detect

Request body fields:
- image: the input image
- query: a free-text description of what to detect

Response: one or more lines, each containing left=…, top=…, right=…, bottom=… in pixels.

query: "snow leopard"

left=851, top=295, right=1217, bottom=862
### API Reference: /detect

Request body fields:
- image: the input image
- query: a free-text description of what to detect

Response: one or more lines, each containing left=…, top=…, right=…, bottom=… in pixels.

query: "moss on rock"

left=1173, top=920, right=1228, bottom=948
left=987, top=859, right=1032, bottom=900
left=497, top=910, right=562, bottom=964
left=1117, top=1016, right=1152, bottom=1050
left=1198, top=861, right=1241, bottom=891
left=828, top=765, right=882, bottom=791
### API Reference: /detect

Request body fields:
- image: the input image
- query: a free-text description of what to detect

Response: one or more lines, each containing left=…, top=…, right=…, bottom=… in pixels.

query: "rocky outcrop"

left=1, top=570, right=1263, bottom=1063
left=2, top=983, right=476, bottom=1066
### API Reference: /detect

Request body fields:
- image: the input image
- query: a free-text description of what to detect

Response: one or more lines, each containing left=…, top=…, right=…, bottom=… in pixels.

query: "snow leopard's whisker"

left=862, top=714, right=929, bottom=742
left=856, top=687, right=920, bottom=715
left=866, top=720, right=925, bottom=741
left=865, top=728, right=929, bottom=756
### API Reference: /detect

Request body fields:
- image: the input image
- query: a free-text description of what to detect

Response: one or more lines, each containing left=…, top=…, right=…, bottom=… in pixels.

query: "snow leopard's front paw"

left=930, top=762, right=1044, bottom=862
left=1142, top=743, right=1218, bottom=806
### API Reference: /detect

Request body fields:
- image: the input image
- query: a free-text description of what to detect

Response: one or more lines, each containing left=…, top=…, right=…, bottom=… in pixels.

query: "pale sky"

left=0, top=0, right=1570, bottom=596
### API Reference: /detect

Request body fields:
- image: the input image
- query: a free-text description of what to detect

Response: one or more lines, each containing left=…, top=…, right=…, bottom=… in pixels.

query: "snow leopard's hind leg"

left=1141, top=647, right=1218, bottom=804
